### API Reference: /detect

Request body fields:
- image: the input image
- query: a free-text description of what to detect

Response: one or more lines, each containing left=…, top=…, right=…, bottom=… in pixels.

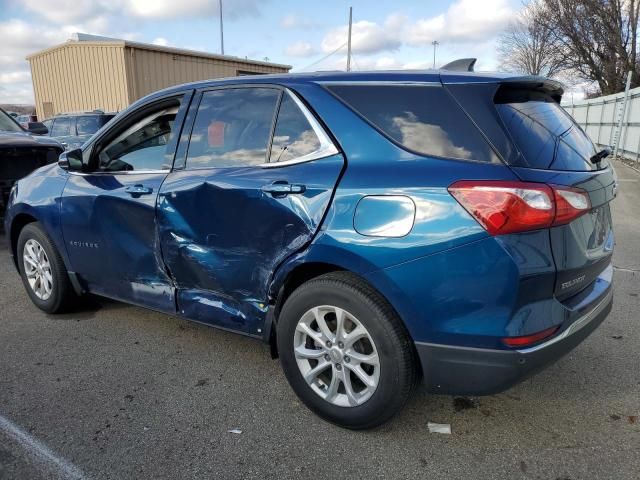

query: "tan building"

left=27, top=34, right=291, bottom=120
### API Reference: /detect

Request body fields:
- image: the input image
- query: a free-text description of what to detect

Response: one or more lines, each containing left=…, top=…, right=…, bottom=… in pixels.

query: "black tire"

left=17, top=222, right=77, bottom=313
left=277, top=271, right=418, bottom=429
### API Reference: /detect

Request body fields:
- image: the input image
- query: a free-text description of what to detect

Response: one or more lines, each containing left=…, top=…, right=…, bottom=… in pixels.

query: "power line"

left=350, top=53, right=360, bottom=71
left=299, top=42, right=348, bottom=71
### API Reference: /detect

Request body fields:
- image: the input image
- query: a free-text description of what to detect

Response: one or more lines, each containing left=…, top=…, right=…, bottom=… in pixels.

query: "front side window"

left=269, top=93, right=321, bottom=163
left=186, top=88, right=280, bottom=169
left=50, top=117, right=72, bottom=137
left=97, top=105, right=178, bottom=172
left=327, top=84, right=500, bottom=162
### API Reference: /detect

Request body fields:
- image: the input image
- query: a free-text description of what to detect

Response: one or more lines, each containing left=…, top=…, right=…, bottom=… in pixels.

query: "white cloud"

left=0, top=71, right=32, bottom=84
left=321, top=20, right=401, bottom=55
left=152, top=37, right=169, bottom=46
left=280, top=13, right=317, bottom=30
left=0, top=19, right=72, bottom=69
left=0, top=82, right=36, bottom=105
left=21, top=0, right=265, bottom=23
left=125, top=0, right=262, bottom=19
left=317, top=1, right=513, bottom=58
left=285, top=41, right=316, bottom=58
left=302, top=54, right=423, bottom=73
left=406, top=0, right=515, bottom=45
left=21, top=0, right=115, bottom=24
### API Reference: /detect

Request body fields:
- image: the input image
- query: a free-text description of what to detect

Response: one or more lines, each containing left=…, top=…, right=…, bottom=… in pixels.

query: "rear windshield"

left=327, top=84, right=500, bottom=163
left=496, top=90, right=601, bottom=171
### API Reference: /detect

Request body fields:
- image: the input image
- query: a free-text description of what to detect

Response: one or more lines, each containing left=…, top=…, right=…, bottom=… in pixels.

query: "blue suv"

left=4, top=67, right=615, bottom=429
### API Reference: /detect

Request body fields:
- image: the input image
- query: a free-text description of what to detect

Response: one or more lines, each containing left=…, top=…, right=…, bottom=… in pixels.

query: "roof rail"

left=441, top=58, right=476, bottom=72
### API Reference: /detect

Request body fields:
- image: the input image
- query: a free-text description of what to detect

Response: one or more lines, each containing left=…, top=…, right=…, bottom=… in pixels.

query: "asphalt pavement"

left=0, top=163, right=638, bottom=480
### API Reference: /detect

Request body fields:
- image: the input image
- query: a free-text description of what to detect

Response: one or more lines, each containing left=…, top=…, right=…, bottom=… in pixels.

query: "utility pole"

left=347, top=7, right=353, bottom=72
left=614, top=70, right=633, bottom=159
left=219, top=0, right=225, bottom=55
left=432, top=40, right=439, bottom=69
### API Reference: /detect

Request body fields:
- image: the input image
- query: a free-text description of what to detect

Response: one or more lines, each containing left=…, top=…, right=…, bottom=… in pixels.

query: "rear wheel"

left=277, top=272, right=417, bottom=429
left=17, top=222, right=77, bottom=313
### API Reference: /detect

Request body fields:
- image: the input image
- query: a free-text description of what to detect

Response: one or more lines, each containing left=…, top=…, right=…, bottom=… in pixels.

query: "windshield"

left=0, top=109, right=23, bottom=133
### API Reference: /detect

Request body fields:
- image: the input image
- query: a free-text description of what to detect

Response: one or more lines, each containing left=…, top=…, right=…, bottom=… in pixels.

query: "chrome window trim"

left=68, top=169, right=170, bottom=176
left=261, top=89, right=339, bottom=169
left=317, top=81, right=441, bottom=87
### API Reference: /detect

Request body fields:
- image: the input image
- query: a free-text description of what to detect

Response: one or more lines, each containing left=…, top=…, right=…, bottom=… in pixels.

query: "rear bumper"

left=416, top=288, right=613, bottom=395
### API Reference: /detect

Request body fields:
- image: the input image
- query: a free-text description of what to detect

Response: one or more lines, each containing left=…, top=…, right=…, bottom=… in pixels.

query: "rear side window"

left=76, top=116, right=102, bottom=135
left=269, top=93, right=321, bottom=163
left=186, top=88, right=280, bottom=169
left=327, top=84, right=500, bottom=162
left=50, top=117, right=72, bottom=136
left=496, top=90, right=599, bottom=171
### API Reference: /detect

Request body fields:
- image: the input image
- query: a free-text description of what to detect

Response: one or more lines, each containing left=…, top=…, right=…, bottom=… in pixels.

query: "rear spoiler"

left=495, top=77, right=565, bottom=103
left=440, top=59, right=564, bottom=102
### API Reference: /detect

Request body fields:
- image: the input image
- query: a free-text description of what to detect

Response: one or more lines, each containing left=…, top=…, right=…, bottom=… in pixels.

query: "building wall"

left=29, top=43, right=129, bottom=120
left=563, top=85, right=640, bottom=162
left=29, top=41, right=290, bottom=120
left=124, top=47, right=287, bottom=102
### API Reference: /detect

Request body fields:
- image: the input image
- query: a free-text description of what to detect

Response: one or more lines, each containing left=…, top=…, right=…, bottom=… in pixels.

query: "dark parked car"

left=42, top=111, right=115, bottom=150
left=0, top=108, right=62, bottom=222
left=16, top=114, right=38, bottom=130
left=4, top=66, right=615, bottom=429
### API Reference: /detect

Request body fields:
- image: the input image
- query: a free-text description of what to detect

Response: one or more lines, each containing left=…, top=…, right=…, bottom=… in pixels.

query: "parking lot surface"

left=1, top=163, right=638, bottom=480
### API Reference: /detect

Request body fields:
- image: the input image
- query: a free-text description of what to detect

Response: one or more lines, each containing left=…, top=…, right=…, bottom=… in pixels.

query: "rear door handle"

left=125, top=184, right=153, bottom=196
left=261, top=183, right=306, bottom=195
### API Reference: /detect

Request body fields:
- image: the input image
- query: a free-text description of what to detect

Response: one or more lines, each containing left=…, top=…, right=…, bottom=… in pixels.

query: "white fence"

left=563, top=85, right=640, bottom=166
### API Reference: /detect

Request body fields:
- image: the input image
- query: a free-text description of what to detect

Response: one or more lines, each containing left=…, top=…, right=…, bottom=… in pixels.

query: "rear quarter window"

left=326, top=84, right=500, bottom=163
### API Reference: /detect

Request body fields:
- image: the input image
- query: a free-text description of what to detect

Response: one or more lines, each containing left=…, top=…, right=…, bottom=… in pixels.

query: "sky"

left=0, top=0, right=526, bottom=105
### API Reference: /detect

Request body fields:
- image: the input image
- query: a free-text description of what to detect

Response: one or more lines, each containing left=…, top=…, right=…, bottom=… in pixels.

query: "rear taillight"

left=448, top=181, right=590, bottom=235
left=553, top=186, right=591, bottom=225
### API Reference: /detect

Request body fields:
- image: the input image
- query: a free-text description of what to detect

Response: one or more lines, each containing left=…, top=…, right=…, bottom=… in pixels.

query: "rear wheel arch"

left=273, top=262, right=345, bottom=320
left=269, top=264, right=418, bottom=365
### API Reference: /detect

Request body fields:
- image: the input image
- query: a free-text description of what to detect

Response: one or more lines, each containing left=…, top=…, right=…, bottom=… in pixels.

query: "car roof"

left=140, top=69, right=564, bottom=105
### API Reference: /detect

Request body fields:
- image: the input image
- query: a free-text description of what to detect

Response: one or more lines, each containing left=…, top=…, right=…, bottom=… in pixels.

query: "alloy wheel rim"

left=23, top=239, right=53, bottom=301
left=293, top=305, right=380, bottom=407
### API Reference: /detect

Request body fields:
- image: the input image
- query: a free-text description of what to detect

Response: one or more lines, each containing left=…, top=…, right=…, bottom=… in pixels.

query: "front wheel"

left=17, top=222, right=77, bottom=313
left=277, top=272, right=418, bottom=429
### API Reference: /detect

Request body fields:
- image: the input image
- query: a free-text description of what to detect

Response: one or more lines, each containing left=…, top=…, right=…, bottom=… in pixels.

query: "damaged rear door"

left=157, top=85, right=343, bottom=335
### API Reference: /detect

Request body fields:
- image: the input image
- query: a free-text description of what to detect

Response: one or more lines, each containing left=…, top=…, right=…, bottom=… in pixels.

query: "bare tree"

left=498, top=2, right=566, bottom=77
left=536, top=0, right=640, bottom=94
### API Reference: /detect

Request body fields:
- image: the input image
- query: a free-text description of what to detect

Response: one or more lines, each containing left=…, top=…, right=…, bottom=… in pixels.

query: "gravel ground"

left=0, top=163, right=638, bottom=480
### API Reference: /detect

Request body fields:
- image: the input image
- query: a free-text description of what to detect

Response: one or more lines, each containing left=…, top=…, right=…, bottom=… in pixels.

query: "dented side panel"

left=157, top=154, right=344, bottom=335
left=60, top=172, right=176, bottom=312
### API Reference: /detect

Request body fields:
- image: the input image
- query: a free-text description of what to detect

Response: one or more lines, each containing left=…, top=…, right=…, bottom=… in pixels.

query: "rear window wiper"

left=590, top=147, right=611, bottom=164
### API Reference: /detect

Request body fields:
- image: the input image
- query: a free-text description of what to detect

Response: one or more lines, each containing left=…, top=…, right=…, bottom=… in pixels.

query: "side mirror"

left=58, top=148, right=84, bottom=172
left=27, top=122, right=49, bottom=135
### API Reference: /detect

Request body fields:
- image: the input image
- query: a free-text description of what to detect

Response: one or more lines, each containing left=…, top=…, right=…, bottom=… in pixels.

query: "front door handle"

left=125, top=184, right=153, bottom=196
left=261, top=182, right=306, bottom=196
